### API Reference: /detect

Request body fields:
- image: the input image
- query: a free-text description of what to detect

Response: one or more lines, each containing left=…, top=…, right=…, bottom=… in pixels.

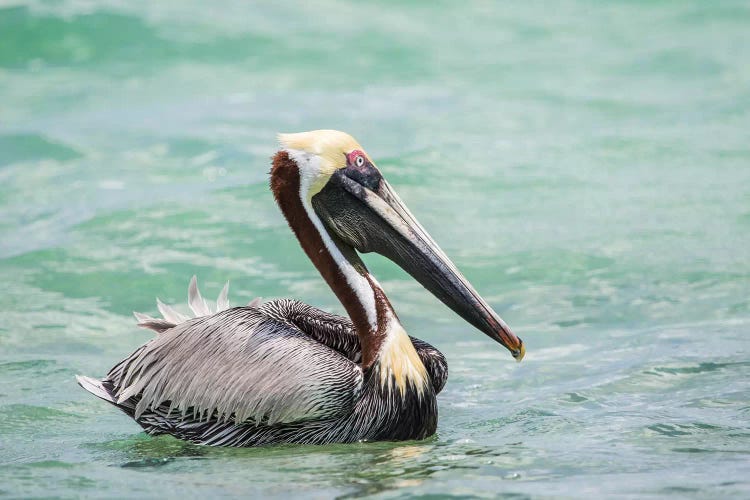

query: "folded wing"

left=108, top=306, right=363, bottom=426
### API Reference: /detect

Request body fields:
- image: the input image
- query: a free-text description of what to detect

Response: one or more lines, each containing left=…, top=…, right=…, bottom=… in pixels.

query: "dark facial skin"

left=341, top=150, right=382, bottom=191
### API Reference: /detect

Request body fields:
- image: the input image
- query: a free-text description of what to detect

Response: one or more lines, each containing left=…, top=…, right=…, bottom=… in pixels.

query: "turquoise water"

left=2, top=0, right=749, bottom=497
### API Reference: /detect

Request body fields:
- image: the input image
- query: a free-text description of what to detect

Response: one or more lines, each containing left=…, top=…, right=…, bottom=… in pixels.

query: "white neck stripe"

left=285, top=148, right=378, bottom=330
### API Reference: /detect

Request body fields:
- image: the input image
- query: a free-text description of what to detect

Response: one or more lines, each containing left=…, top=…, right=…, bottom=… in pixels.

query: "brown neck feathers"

left=270, top=151, right=389, bottom=368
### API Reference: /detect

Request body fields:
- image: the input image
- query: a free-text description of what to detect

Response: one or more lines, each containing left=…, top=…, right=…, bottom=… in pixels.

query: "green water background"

left=1, top=1, right=749, bottom=498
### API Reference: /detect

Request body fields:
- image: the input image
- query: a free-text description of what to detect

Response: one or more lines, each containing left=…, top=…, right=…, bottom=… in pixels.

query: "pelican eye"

left=341, top=151, right=382, bottom=191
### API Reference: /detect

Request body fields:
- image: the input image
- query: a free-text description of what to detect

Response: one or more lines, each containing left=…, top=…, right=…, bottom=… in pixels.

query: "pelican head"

left=274, top=130, right=524, bottom=361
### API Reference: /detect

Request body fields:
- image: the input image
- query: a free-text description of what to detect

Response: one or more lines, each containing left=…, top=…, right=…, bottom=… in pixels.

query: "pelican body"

left=77, top=130, right=524, bottom=447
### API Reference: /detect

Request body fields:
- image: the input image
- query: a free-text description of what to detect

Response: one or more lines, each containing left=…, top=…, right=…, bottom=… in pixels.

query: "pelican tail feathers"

left=133, top=276, right=262, bottom=333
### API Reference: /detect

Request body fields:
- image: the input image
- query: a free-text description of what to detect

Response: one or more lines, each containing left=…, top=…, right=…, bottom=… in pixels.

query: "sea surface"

left=1, top=1, right=749, bottom=498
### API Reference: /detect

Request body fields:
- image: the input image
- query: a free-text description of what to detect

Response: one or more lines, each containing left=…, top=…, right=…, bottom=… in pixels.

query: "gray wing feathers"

left=112, top=307, right=362, bottom=426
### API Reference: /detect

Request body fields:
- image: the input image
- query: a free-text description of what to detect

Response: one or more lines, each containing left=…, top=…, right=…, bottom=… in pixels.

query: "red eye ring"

left=348, top=150, right=366, bottom=168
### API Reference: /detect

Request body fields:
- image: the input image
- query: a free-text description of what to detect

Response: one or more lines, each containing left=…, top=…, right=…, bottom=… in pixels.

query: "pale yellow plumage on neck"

left=378, top=317, right=429, bottom=398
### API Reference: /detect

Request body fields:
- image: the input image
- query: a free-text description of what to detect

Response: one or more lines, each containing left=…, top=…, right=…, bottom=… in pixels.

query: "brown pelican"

left=77, top=130, right=524, bottom=447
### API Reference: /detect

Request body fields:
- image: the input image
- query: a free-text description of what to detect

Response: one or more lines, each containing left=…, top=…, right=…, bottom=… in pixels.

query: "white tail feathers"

left=188, top=276, right=212, bottom=316
left=217, top=282, right=230, bottom=311
left=156, top=298, right=190, bottom=324
left=76, top=375, right=115, bottom=403
left=133, top=311, right=153, bottom=324
left=133, top=276, right=262, bottom=333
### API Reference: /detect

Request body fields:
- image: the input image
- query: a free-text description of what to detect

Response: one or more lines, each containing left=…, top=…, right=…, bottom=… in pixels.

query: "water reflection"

left=88, top=433, right=535, bottom=497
